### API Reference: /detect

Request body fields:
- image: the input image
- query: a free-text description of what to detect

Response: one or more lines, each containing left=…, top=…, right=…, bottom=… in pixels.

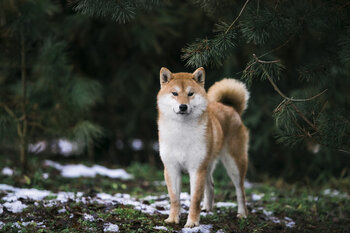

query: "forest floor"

left=0, top=156, right=349, bottom=233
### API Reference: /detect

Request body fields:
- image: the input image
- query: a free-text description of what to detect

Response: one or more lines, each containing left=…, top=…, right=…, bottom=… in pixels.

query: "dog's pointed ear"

left=193, top=67, right=205, bottom=87
left=160, top=67, right=173, bottom=87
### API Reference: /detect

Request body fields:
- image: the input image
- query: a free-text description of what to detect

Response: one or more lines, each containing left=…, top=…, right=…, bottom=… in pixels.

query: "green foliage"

left=0, top=0, right=103, bottom=169
left=181, top=21, right=237, bottom=67
left=73, top=0, right=161, bottom=23
left=1, top=0, right=349, bottom=181
left=182, top=0, right=350, bottom=164
left=71, top=121, right=104, bottom=145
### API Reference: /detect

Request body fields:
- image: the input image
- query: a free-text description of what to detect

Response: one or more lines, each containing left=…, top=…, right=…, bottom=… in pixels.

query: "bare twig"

left=252, top=54, right=327, bottom=102
left=338, top=149, right=350, bottom=154
left=252, top=54, right=325, bottom=133
left=225, top=0, right=251, bottom=34
left=0, top=103, right=18, bottom=120
left=289, top=103, right=318, bottom=132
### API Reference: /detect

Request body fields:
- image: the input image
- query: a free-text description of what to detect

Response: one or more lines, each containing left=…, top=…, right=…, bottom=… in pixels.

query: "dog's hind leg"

left=220, top=145, right=248, bottom=218
left=202, top=161, right=217, bottom=212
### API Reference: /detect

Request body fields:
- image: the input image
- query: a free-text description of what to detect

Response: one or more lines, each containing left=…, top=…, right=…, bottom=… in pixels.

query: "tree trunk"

left=20, top=136, right=27, bottom=173
left=88, top=140, right=94, bottom=162
left=20, top=26, right=28, bottom=174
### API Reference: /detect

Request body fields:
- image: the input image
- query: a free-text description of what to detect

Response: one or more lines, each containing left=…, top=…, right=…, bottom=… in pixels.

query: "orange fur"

left=207, top=78, right=249, bottom=115
left=157, top=67, right=250, bottom=227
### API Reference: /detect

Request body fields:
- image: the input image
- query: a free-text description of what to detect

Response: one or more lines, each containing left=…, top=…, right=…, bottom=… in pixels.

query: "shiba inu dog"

left=157, top=67, right=249, bottom=228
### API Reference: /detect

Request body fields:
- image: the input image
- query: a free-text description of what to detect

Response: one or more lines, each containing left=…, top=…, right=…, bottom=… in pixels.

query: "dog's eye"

left=172, top=92, right=178, bottom=96
left=188, top=92, right=194, bottom=96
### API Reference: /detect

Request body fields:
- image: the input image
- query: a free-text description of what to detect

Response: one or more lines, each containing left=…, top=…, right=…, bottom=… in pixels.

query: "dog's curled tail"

left=207, top=78, right=249, bottom=115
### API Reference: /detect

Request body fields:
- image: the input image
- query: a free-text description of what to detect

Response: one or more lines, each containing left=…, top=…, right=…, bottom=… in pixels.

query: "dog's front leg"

left=164, top=166, right=181, bottom=224
left=185, top=169, right=206, bottom=228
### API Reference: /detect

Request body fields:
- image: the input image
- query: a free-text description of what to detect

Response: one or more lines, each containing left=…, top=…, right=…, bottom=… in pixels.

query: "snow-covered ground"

left=0, top=183, right=297, bottom=232
left=44, top=160, right=133, bottom=180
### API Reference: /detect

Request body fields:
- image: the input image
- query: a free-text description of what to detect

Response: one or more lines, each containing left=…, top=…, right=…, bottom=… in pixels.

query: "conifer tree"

left=68, top=0, right=350, bottom=180
left=0, top=0, right=103, bottom=173
left=182, top=0, right=350, bottom=158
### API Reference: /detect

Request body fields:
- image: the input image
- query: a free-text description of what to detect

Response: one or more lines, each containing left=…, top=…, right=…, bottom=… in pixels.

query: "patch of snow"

left=0, top=221, right=4, bottom=229
left=3, top=200, right=28, bottom=213
left=307, top=195, right=319, bottom=201
left=131, top=139, right=143, bottom=151
left=180, top=192, right=191, bottom=200
left=92, top=165, right=133, bottom=179
left=84, top=213, right=95, bottom=221
left=28, top=141, right=47, bottom=154
left=1, top=167, right=13, bottom=176
left=0, top=184, right=16, bottom=191
left=0, top=205, right=3, bottom=214
left=322, top=189, right=348, bottom=198
left=215, top=230, right=225, bottom=233
left=153, top=226, right=168, bottom=231
left=21, top=220, right=45, bottom=227
left=216, top=202, right=237, bottom=208
left=263, top=209, right=273, bottom=216
left=252, top=206, right=295, bottom=228
left=58, top=208, right=66, bottom=213
left=142, top=194, right=168, bottom=201
left=181, top=224, right=212, bottom=233
left=44, top=160, right=133, bottom=180
left=323, top=189, right=340, bottom=196
left=244, top=180, right=253, bottom=189
left=152, top=180, right=166, bottom=186
left=2, top=186, right=51, bottom=202
left=56, top=191, right=75, bottom=202
left=284, top=217, right=296, bottom=228
left=269, top=216, right=281, bottom=224
left=42, top=173, right=49, bottom=179
left=251, top=193, right=264, bottom=201
left=104, top=223, right=119, bottom=232
left=58, top=139, right=79, bottom=156
left=13, top=222, right=21, bottom=228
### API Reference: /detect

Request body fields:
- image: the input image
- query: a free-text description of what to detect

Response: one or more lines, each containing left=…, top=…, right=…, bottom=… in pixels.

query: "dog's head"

left=157, top=67, right=208, bottom=120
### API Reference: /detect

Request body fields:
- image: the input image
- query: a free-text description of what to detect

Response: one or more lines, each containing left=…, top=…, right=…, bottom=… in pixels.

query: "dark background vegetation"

left=0, top=0, right=349, bottom=184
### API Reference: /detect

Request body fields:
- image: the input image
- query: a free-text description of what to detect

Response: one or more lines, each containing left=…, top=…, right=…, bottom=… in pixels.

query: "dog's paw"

left=184, top=220, right=199, bottom=228
left=236, top=213, right=247, bottom=219
left=165, top=216, right=179, bottom=224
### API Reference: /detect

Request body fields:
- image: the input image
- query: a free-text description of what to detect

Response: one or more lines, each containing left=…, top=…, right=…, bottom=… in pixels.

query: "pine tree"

left=0, top=0, right=103, bottom=173
left=65, top=0, right=350, bottom=180
left=182, top=0, right=350, bottom=157
left=68, top=0, right=210, bottom=165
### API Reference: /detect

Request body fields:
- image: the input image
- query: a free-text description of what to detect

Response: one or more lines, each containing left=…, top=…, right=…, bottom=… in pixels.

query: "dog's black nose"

left=179, top=104, right=188, bottom=112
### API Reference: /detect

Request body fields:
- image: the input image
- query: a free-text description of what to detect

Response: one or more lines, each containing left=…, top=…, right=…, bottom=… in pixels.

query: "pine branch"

left=252, top=54, right=327, bottom=102
left=73, top=0, right=160, bottom=23
left=225, top=0, right=251, bottom=34
left=251, top=54, right=350, bottom=154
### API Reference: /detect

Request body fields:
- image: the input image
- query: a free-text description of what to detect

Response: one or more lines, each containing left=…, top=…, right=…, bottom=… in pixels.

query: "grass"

left=0, top=155, right=349, bottom=232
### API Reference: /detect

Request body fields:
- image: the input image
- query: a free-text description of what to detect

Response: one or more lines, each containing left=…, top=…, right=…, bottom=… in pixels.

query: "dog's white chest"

left=158, top=119, right=207, bottom=171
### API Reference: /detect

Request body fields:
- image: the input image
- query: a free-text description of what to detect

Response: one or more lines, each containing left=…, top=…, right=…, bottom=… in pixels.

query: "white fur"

left=158, top=91, right=208, bottom=220
left=158, top=115, right=208, bottom=172
left=157, top=93, right=207, bottom=120
left=220, top=146, right=247, bottom=217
